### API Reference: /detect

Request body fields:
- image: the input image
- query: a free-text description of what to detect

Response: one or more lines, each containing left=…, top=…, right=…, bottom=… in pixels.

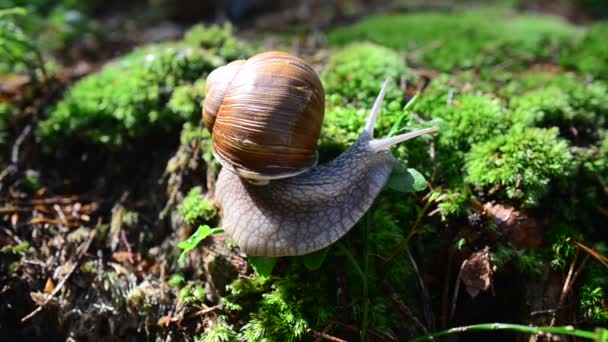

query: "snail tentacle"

left=363, top=77, right=391, bottom=138
left=369, top=126, right=439, bottom=152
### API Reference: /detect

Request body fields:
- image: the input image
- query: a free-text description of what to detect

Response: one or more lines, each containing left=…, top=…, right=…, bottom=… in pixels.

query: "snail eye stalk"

left=363, top=78, right=439, bottom=152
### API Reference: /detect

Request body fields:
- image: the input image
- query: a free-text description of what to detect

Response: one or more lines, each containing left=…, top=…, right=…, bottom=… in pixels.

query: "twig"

left=550, top=249, right=590, bottom=327
left=185, top=305, right=222, bottom=320
left=440, top=250, right=453, bottom=328
left=530, top=308, right=557, bottom=317
left=411, top=323, right=599, bottom=342
left=308, top=328, right=347, bottom=342
left=406, top=247, right=435, bottom=331
left=449, top=260, right=467, bottom=322
left=383, top=197, right=435, bottom=263
left=21, top=227, right=97, bottom=323
left=572, top=240, right=608, bottom=268
left=315, top=322, right=337, bottom=342
left=385, top=285, right=429, bottom=335
left=11, top=124, right=32, bottom=164
left=53, top=204, right=68, bottom=228
left=328, top=320, right=395, bottom=342
left=550, top=249, right=578, bottom=327
left=360, top=214, right=371, bottom=342
left=120, top=230, right=134, bottom=264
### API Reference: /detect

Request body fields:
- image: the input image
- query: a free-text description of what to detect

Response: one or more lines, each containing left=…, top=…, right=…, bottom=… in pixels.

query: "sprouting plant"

left=178, top=225, right=224, bottom=262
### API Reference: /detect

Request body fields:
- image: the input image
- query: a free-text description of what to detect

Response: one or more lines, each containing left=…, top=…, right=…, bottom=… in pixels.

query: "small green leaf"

left=168, top=274, right=185, bottom=287
left=248, top=256, right=277, bottom=278
left=387, top=168, right=427, bottom=193
left=178, top=225, right=224, bottom=262
left=300, top=247, right=330, bottom=271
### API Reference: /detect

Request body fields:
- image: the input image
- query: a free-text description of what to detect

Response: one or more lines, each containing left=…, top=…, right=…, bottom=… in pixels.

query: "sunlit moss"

left=465, top=126, right=573, bottom=206
left=38, top=43, right=222, bottom=146
left=322, top=42, right=411, bottom=107
left=328, top=11, right=579, bottom=71
left=562, top=22, right=608, bottom=79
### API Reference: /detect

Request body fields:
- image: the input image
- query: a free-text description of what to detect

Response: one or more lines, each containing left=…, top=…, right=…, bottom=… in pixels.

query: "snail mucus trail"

left=203, top=51, right=438, bottom=257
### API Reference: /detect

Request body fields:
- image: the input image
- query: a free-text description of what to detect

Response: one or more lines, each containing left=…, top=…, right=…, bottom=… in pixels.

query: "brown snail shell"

left=203, top=51, right=325, bottom=182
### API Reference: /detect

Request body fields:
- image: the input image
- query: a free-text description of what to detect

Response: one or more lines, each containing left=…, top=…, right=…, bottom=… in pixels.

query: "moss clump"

left=222, top=268, right=335, bottom=341
left=322, top=42, right=411, bottom=107
left=328, top=11, right=579, bottom=71
left=183, top=22, right=252, bottom=61
left=465, top=126, right=573, bottom=206
left=239, top=279, right=309, bottom=342
left=415, top=90, right=508, bottom=182
left=38, top=44, right=221, bottom=146
left=509, top=74, right=608, bottom=133
left=197, top=317, right=238, bottom=342
left=37, top=23, right=253, bottom=147
left=167, top=78, right=206, bottom=121
left=180, top=186, right=217, bottom=226
left=321, top=106, right=369, bottom=147
left=434, top=94, right=507, bottom=151
left=562, top=22, right=608, bottom=79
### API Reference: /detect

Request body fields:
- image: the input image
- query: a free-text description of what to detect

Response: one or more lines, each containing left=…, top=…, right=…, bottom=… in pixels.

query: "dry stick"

left=550, top=253, right=591, bottom=327
left=307, top=328, right=347, bottom=342
left=384, top=198, right=435, bottom=263
left=440, top=250, right=453, bottom=329
left=549, top=249, right=579, bottom=327
left=314, top=322, right=337, bottom=342
left=573, top=240, right=608, bottom=268
left=406, top=247, right=435, bottom=331
left=385, top=285, right=429, bottom=335
left=120, top=230, right=134, bottom=264
left=21, top=227, right=97, bottom=323
left=328, top=320, right=395, bottom=342
left=11, top=124, right=32, bottom=164
left=185, top=305, right=222, bottom=320
left=449, top=260, right=467, bottom=322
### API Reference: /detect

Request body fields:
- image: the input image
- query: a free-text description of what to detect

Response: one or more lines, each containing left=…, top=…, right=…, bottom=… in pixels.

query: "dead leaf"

left=30, top=292, right=56, bottom=306
left=460, top=247, right=493, bottom=298
left=484, top=202, right=519, bottom=226
left=43, top=277, right=55, bottom=294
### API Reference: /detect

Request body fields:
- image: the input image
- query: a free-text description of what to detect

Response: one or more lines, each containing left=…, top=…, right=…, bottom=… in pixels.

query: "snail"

left=203, top=51, right=437, bottom=257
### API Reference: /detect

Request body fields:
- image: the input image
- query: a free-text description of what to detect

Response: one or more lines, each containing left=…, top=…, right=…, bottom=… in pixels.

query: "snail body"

left=204, top=51, right=437, bottom=257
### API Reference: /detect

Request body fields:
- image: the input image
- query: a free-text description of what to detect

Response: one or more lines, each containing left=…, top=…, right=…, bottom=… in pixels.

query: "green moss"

left=465, top=126, right=573, bottom=206
left=37, top=43, right=222, bottom=146
left=167, top=78, right=205, bottom=122
left=321, top=106, right=368, bottom=146
left=0, top=10, right=46, bottom=78
left=223, top=268, right=335, bottom=342
left=239, top=278, right=309, bottom=342
left=562, top=22, right=608, bottom=79
left=417, top=91, right=509, bottom=182
left=180, top=186, right=217, bottom=226
left=434, top=94, right=507, bottom=151
left=322, top=42, right=411, bottom=107
left=198, top=317, right=238, bottom=342
left=579, top=242, right=608, bottom=323
left=37, top=23, right=252, bottom=147
left=328, top=11, right=579, bottom=71
left=436, top=189, right=470, bottom=217
left=183, top=22, right=252, bottom=61
left=177, top=281, right=206, bottom=304
left=509, top=74, right=608, bottom=133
